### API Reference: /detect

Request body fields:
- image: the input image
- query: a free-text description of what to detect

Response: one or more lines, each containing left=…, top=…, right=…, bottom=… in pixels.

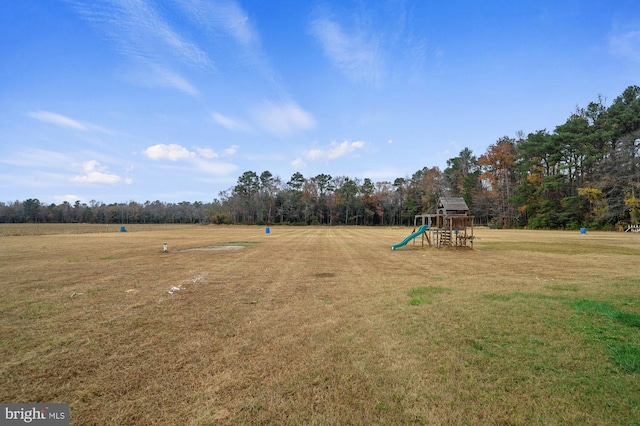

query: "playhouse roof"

left=438, top=197, right=469, bottom=212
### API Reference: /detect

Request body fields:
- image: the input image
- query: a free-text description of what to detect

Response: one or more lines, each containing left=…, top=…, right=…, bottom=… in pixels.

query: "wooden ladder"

left=440, top=230, right=452, bottom=246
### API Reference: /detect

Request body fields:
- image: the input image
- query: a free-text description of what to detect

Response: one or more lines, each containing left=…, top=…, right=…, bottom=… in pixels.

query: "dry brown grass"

left=1, top=225, right=639, bottom=425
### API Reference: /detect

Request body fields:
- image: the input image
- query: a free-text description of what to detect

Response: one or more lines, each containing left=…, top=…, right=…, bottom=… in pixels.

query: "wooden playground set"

left=391, top=197, right=475, bottom=250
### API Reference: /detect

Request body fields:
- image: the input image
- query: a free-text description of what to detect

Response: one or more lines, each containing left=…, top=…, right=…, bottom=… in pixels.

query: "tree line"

left=3, top=86, right=639, bottom=229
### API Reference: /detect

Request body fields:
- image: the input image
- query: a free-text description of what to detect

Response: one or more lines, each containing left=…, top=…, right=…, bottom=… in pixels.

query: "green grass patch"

left=408, top=297, right=423, bottom=306
left=610, top=344, right=640, bottom=373
left=406, top=286, right=450, bottom=305
left=313, top=272, right=336, bottom=278
left=482, top=293, right=516, bottom=301
left=571, top=299, right=640, bottom=373
left=572, top=300, right=640, bottom=328
left=99, top=255, right=121, bottom=260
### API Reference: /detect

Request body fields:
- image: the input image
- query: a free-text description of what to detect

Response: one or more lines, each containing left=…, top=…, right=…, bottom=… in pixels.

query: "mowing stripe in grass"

left=482, top=292, right=568, bottom=302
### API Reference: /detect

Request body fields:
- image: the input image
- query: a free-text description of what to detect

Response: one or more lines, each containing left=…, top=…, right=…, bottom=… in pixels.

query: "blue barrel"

left=265, top=227, right=270, bottom=234
left=120, top=226, right=126, bottom=232
left=580, top=228, right=586, bottom=234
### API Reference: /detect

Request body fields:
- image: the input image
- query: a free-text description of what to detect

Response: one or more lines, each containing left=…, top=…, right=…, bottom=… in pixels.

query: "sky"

left=1, top=0, right=639, bottom=205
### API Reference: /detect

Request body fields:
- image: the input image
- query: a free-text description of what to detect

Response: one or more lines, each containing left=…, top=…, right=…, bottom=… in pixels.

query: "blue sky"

left=1, top=0, right=638, bottom=204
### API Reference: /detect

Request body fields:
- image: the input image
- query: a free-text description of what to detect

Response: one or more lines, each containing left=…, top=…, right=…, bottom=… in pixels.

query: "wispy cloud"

left=173, top=0, right=273, bottom=79
left=28, top=111, right=87, bottom=131
left=252, top=101, right=316, bottom=137
left=147, top=66, right=199, bottom=97
left=190, top=157, right=238, bottom=175
left=309, top=2, right=426, bottom=86
left=211, top=112, right=251, bottom=132
left=69, top=0, right=210, bottom=95
left=28, top=110, right=112, bottom=133
left=306, top=140, right=365, bottom=161
left=174, top=0, right=259, bottom=48
left=1, top=148, right=74, bottom=168
left=609, top=29, right=640, bottom=63
left=309, top=17, right=382, bottom=86
left=0, top=171, right=69, bottom=191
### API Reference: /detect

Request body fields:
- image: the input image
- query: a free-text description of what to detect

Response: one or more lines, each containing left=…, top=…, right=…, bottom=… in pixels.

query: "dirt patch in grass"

left=177, top=241, right=258, bottom=252
left=179, top=245, right=246, bottom=251
left=1, top=225, right=639, bottom=424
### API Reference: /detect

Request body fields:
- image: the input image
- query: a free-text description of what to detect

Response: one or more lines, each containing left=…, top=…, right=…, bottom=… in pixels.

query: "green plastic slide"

left=391, top=224, right=429, bottom=250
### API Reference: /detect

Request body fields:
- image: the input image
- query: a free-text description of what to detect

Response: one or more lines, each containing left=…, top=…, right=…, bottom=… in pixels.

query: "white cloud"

left=28, top=111, right=87, bottom=131
left=72, top=172, right=122, bottom=183
left=143, top=142, right=239, bottom=161
left=71, top=160, right=123, bottom=184
left=291, top=158, right=306, bottom=169
left=306, top=140, right=365, bottom=161
left=222, top=144, right=239, bottom=156
left=143, top=144, right=196, bottom=161
left=196, top=147, right=219, bottom=159
left=142, top=142, right=238, bottom=175
left=81, top=160, right=104, bottom=173
left=252, top=101, right=316, bottom=137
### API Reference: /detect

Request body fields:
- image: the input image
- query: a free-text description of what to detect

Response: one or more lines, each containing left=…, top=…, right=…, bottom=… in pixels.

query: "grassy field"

left=1, top=224, right=639, bottom=425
